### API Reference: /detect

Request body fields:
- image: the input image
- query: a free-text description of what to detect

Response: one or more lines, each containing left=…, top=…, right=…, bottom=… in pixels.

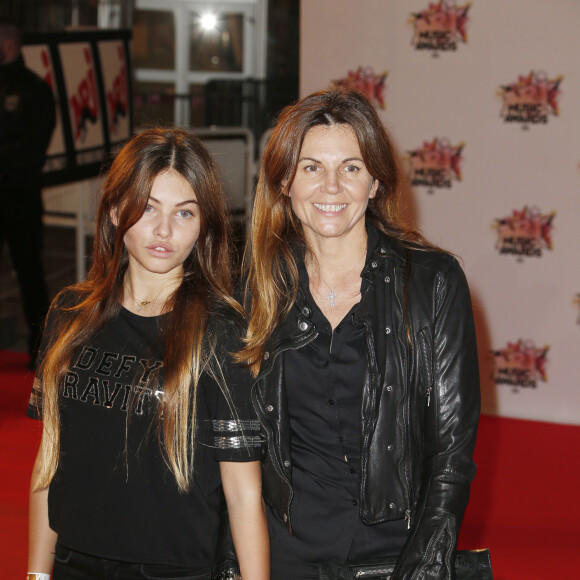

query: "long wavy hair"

left=33, top=127, right=242, bottom=492
left=238, top=88, right=439, bottom=374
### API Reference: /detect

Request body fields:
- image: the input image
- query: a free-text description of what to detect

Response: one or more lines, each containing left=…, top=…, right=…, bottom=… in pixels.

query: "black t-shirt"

left=28, top=304, right=260, bottom=572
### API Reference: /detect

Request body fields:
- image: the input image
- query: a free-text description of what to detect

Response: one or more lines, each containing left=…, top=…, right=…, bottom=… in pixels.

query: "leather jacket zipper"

left=393, top=267, right=413, bottom=525
left=253, top=326, right=319, bottom=521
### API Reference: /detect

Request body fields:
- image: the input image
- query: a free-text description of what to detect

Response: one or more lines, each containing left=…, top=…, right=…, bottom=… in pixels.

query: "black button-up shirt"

left=269, top=230, right=409, bottom=564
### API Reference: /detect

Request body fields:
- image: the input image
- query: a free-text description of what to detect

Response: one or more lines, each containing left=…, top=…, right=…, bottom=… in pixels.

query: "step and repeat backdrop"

left=301, top=0, right=580, bottom=425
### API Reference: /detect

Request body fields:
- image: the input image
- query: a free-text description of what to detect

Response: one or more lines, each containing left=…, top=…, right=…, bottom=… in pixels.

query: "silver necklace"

left=311, top=251, right=366, bottom=309
left=322, top=285, right=338, bottom=308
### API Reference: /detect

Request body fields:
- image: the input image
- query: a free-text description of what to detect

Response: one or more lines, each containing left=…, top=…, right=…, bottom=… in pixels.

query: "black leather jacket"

left=252, top=227, right=480, bottom=579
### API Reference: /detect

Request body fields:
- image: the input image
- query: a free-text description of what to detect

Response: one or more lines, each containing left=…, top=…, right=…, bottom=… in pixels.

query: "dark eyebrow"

left=148, top=196, right=199, bottom=206
left=298, top=156, right=364, bottom=164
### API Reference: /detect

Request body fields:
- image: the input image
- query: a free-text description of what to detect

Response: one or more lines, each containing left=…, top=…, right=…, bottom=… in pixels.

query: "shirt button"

left=380, top=247, right=387, bottom=254
left=284, top=460, right=290, bottom=467
left=335, top=326, right=342, bottom=333
left=389, top=503, right=395, bottom=509
left=352, top=499, right=358, bottom=506
left=385, top=326, right=391, bottom=335
left=263, top=351, right=270, bottom=360
left=349, top=467, right=355, bottom=474
left=386, top=385, right=393, bottom=392
left=387, top=444, right=393, bottom=451
left=266, top=404, right=274, bottom=412
left=371, top=261, right=378, bottom=268
left=302, top=306, right=311, bottom=317
left=328, top=399, right=335, bottom=405
left=384, top=275, right=391, bottom=283
left=298, top=321, right=308, bottom=331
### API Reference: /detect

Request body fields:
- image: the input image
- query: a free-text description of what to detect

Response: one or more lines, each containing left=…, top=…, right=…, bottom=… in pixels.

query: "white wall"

left=301, top=0, right=580, bottom=425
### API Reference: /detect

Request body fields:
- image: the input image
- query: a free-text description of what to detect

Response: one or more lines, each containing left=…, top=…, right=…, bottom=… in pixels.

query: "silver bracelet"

left=27, top=574, right=51, bottom=580
left=215, top=571, right=241, bottom=580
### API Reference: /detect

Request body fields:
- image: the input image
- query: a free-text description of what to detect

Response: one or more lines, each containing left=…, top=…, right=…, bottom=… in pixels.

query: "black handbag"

left=318, top=549, right=493, bottom=579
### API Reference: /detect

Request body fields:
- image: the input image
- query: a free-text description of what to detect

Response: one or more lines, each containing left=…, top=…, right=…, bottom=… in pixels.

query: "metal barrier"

left=42, top=177, right=102, bottom=282
left=191, top=126, right=256, bottom=226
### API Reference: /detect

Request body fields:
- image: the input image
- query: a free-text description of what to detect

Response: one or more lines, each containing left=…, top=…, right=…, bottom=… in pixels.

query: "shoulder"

left=17, top=66, right=54, bottom=103
left=376, top=233, right=462, bottom=280
left=407, top=247, right=461, bottom=280
left=206, top=303, right=247, bottom=351
left=20, top=64, right=48, bottom=86
left=44, top=287, right=87, bottom=330
left=52, top=286, right=87, bottom=310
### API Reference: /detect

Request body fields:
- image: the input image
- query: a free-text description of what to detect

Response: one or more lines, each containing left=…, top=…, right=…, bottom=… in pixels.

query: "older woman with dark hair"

left=237, top=88, right=480, bottom=579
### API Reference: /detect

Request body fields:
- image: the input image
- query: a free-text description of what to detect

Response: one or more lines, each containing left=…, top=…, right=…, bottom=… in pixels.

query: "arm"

left=28, top=444, right=57, bottom=574
left=393, top=259, right=480, bottom=580
left=220, top=461, right=269, bottom=580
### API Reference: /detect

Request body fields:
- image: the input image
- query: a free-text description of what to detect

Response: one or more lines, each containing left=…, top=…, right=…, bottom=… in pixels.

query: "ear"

left=110, top=206, right=119, bottom=226
left=281, top=179, right=290, bottom=197
left=369, top=179, right=379, bottom=199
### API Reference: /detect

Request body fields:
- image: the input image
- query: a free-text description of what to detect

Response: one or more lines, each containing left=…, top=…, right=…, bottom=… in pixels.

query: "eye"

left=344, top=164, right=361, bottom=173
left=177, top=209, right=194, bottom=218
left=304, top=164, right=319, bottom=173
left=144, top=203, right=154, bottom=213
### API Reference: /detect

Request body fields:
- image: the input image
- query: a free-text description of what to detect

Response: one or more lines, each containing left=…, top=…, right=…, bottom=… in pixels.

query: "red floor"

left=1, top=349, right=578, bottom=579
left=458, top=414, right=579, bottom=579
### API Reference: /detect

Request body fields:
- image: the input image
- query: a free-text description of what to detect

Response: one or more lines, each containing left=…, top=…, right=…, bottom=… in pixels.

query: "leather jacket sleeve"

left=392, top=258, right=480, bottom=580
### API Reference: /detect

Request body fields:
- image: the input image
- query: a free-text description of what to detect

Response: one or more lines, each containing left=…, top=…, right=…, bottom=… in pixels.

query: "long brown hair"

left=238, top=88, right=438, bottom=374
left=34, top=127, right=242, bottom=491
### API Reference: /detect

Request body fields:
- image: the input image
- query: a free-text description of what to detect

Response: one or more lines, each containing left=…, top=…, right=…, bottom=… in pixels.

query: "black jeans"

left=52, top=544, right=210, bottom=580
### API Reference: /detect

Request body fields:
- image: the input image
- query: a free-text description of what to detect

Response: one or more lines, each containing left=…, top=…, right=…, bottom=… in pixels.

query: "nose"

left=153, top=213, right=171, bottom=238
left=322, top=169, right=340, bottom=194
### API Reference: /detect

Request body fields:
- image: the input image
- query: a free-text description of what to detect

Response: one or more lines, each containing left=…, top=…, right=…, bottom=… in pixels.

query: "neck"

left=123, top=268, right=182, bottom=316
left=0, top=52, right=22, bottom=67
left=305, top=231, right=368, bottom=285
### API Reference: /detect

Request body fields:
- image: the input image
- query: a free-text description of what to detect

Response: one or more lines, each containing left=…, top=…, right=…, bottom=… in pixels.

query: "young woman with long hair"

left=27, top=128, right=269, bottom=580
left=236, top=88, right=481, bottom=579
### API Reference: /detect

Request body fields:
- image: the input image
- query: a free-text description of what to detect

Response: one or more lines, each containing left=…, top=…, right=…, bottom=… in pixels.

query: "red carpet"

left=1, top=349, right=578, bottom=579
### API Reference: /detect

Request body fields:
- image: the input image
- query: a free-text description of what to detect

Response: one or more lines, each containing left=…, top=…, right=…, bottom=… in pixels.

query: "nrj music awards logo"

left=70, top=46, right=99, bottom=142
left=406, top=138, right=464, bottom=192
left=498, top=71, right=563, bottom=128
left=106, top=44, right=129, bottom=136
left=332, top=66, right=387, bottom=109
left=409, top=1, right=471, bottom=54
left=492, top=339, right=549, bottom=390
left=493, top=206, right=555, bottom=260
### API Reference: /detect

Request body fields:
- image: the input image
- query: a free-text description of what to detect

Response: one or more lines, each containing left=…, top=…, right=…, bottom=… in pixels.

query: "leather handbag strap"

left=318, top=549, right=493, bottom=580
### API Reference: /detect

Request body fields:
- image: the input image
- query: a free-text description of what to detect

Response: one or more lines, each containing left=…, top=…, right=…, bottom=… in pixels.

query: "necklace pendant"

left=135, top=299, right=151, bottom=312
left=325, top=288, right=338, bottom=308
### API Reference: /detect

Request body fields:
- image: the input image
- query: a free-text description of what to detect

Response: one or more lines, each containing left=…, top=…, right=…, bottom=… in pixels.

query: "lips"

left=147, top=242, right=173, bottom=256
left=313, top=203, right=347, bottom=213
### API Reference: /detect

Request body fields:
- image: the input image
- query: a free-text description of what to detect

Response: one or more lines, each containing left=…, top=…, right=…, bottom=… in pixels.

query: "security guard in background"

left=0, top=18, right=56, bottom=367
